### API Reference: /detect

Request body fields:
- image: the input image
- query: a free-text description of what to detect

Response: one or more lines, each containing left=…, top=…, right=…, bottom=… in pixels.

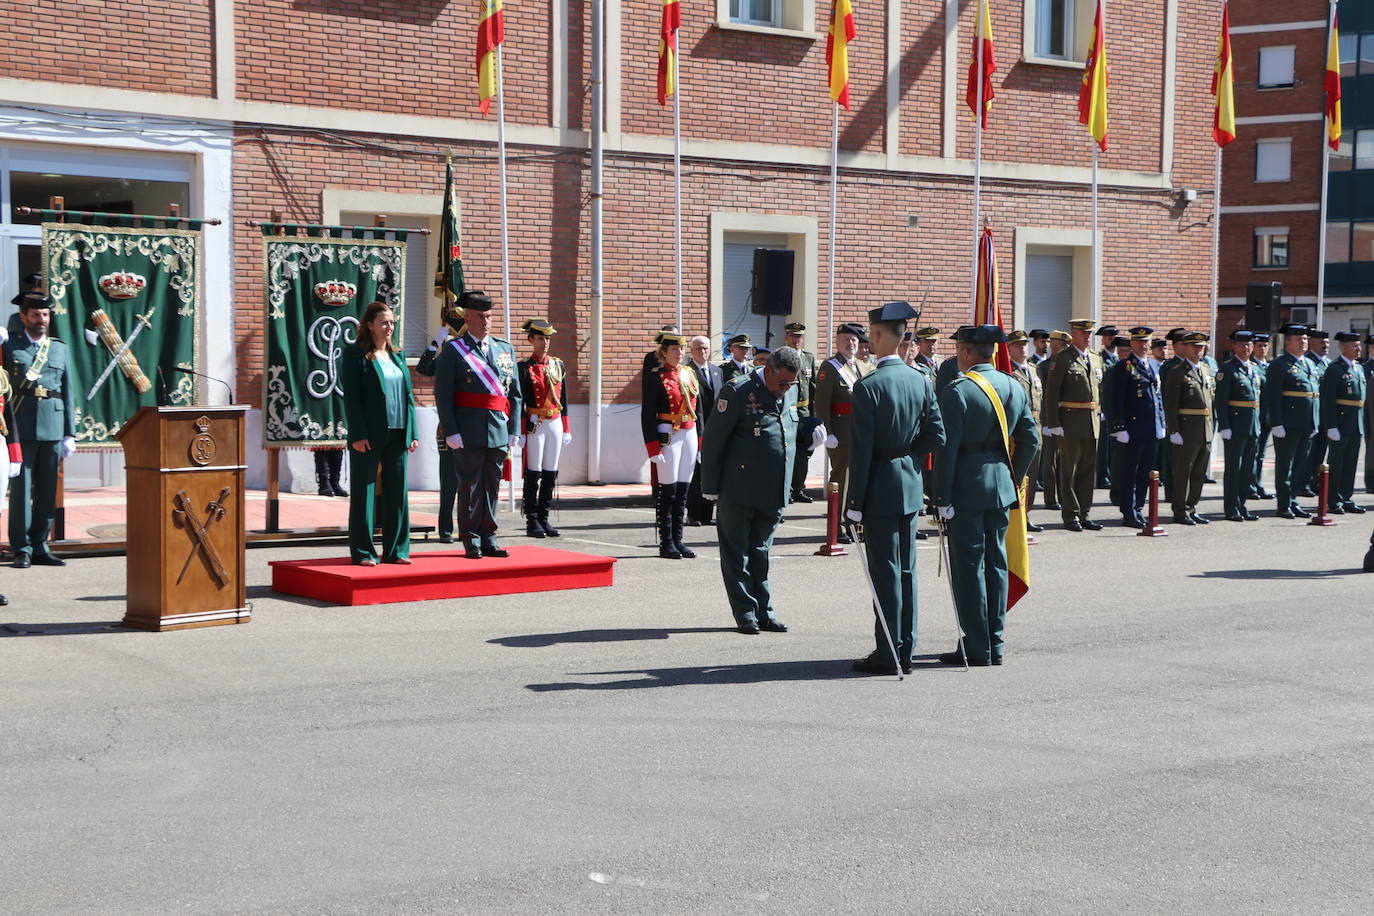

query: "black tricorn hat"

left=956, top=324, right=1008, bottom=344
left=867, top=300, right=920, bottom=323
left=458, top=290, right=493, bottom=312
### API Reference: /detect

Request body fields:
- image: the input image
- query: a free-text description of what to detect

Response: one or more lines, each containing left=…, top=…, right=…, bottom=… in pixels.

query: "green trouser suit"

left=9, top=440, right=60, bottom=558
left=714, top=501, right=784, bottom=626
left=1171, top=438, right=1208, bottom=516
left=1272, top=431, right=1315, bottom=511
left=862, top=511, right=918, bottom=661
left=946, top=506, right=1010, bottom=663
left=1326, top=432, right=1362, bottom=506
left=348, top=428, right=411, bottom=562
left=1221, top=433, right=1258, bottom=518
left=1057, top=433, right=1096, bottom=522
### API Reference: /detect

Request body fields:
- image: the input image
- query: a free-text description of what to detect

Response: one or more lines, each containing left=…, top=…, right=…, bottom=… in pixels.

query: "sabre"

left=85, top=307, right=155, bottom=401
left=176, top=487, right=231, bottom=585
left=852, top=522, right=905, bottom=681
left=936, top=517, right=970, bottom=671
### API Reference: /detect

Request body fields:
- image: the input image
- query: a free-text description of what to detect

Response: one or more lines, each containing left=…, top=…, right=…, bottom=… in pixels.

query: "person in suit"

left=1106, top=327, right=1164, bottom=528
left=701, top=347, right=816, bottom=633
left=814, top=322, right=869, bottom=543
left=517, top=318, right=571, bottom=537
left=1006, top=330, right=1045, bottom=533
left=1163, top=331, right=1215, bottom=525
left=1321, top=331, right=1367, bottom=514
left=1041, top=318, right=1105, bottom=531
left=1036, top=330, right=1069, bottom=512
left=1249, top=332, right=1274, bottom=500
left=1267, top=324, right=1321, bottom=519
left=932, top=325, right=1038, bottom=667
left=784, top=322, right=819, bottom=503
left=687, top=335, right=724, bottom=525
left=435, top=290, right=523, bottom=559
left=340, top=301, right=418, bottom=566
left=719, top=334, right=753, bottom=384
left=415, top=303, right=465, bottom=542
left=1148, top=337, right=1167, bottom=374
left=5, top=293, right=74, bottom=568
left=844, top=302, right=945, bottom=675
left=1214, top=330, right=1263, bottom=522
left=642, top=332, right=701, bottom=559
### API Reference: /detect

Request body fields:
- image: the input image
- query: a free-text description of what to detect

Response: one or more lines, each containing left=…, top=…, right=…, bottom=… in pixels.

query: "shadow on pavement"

left=525, top=658, right=874, bottom=691
left=490, top=627, right=729, bottom=647
left=1, top=621, right=130, bottom=637
left=1192, top=568, right=1365, bottom=580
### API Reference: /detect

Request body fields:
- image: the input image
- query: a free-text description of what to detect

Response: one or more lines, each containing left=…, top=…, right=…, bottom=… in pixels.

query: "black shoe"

left=1242, top=511, right=1261, bottom=521
left=1345, top=503, right=1366, bottom=514
left=1081, top=518, right=1104, bottom=531
left=540, top=518, right=562, bottom=537
left=32, top=553, right=66, bottom=567
left=1276, top=510, right=1296, bottom=520
left=836, top=530, right=853, bottom=545
left=1257, top=489, right=1273, bottom=499
left=481, top=545, right=510, bottom=558
left=1123, top=515, right=1145, bottom=529
left=1204, top=477, right=1218, bottom=485
left=0, top=594, right=6, bottom=605
left=1173, top=513, right=1196, bottom=526
left=1189, top=512, right=1210, bottom=525
left=991, top=657, right=1003, bottom=666
left=938, top=650, right=990, bottom=666
left=852, top=653, right=899, bottom=675
left=1225, top=514, right=1245, bottom=522
left=333, top=485, right=348, bottom=497
left=792, top=490, right=814, bottom=503
left=1026, top=522, right=1045, bottom=533
left=1330, top=504, right=1346, bottom=515
left=674, top=541, right=697, bottom=559
left=1063, top=519, right=1083, bottom=532
left=12, top=554, right=31, bottom=569
left=686, top=519, right=703, bottom=527
left=1291, top=505, right=1312, bottom=519
left=438, top=534, right=454, bottom=544
left=760, top=618, right=788, bottom=633
left=659, top=544, right=682, bottom=559
left=317, top=483, right=336, bottom=497
left=464, top=546, right=483, bottom=559
left=1298, top=487, right=1316, bottom=498
left=1044, top=503, right=1061, bottom=511
left=526, top=518, right=547, bottom=538
left=737, top=620, right=761, bottom=635
left=913, top=529, right=928, bottom=540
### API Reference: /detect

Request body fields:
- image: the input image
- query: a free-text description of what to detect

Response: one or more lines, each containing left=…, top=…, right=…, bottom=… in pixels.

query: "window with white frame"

left=1254, top=138, right=1292, bottom=183
left=340, top=211, right=438, bottom=358
left=1257, top=46, right=1296, bottom=89
left=1028, top=0, right=1093, bottom=63
left=722, top=232, right=790, bottom=357
left=729, top=0, right=778, bottom=27
left=1254, top=227, right=1289, bottom=268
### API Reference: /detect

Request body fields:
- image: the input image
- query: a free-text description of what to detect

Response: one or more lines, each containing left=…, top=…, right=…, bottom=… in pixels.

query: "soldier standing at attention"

left=516, top=319, right=572, bottom=537
left=1320, top=331, right=1367, bottom=514
left=1027, top=329, right=1050, bottom=367
left=1094, top=325, right=1120, bottom=490
left=5, top=292, right=74, bottom=568
left=913, top=327, right=942, bottom=377
left=1163, top=331, right=1215, bottom=525
left=434, top=291, right=522, bottom=559
left=1363, top=335, right=1374, bottom=495
left=932, top=326, right=1038, bottom=667
left=1249, top=333, right=1274, bottom=500
left=642, top=332, right=702, bottom=559
left=1041, top=318, right=1104, bottom=531
left=1214, top=330, right=1263, bottom=522
left=1106, top=327, right=1164, bottom=528
left=1303, top=329, right=1332, bottom=495
left=815, top=322, right=869, bottom=543
left=1155, top=328, right=1187, bottom=489
left=1036, top=330, right=1069, bottom=512
left=784, top=322, right=818, bottom=503
left=1006, top=330, right=1045, bottom=533
left=844, top=302, right=944, bottom=675
left=416, top=303, right=465, bottom=542
left=1267, top=324, right=1321, bottom=519
left=719, top=334, right=753, bottom=385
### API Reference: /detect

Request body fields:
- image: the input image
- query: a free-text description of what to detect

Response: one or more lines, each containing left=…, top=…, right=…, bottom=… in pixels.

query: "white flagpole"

left=1091, top=145, right=1100, bottom=320
left=673, top=35, right=683, bottom=331
left=495, top=45, right=515, bottom=511
left=1210, top=146, right=1222, bottom=343
left=828, top=102, right=839, bottom=346
left=1316, top=1, right=1338, bottom=328
left=971, top=0, right=986, bottom=310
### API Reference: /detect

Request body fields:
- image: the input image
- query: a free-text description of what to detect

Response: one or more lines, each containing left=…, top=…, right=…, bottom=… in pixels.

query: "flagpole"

left=1210, top=146, right=1222, bottom=343
left=971, top=0, right=986, bottom=311
left=1316, top=1, right=1337, bottom=328
left=495, top=45, right=515, bottom=510
left=672, top=35, right=683, bottom=331
left=1091, top=145, right=1100, bottom=320
left=828, top=102, right=839, bottom=345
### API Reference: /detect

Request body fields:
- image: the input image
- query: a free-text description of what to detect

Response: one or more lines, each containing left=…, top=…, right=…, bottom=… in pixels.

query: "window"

left=1257, top=46, right=1295, bottom=89
left=1361, top=34, right=1374, bottom=75
left=722, top=233, right=790, bottom=356
left=340, top=212, right=436, bottom=357
left=1332, top=135, right=1353, bottom=172
left=1359, top=132, right=1374, bottom=170
left=1024, top=250, right=1076, bottom=331
left=1254, top=228, right=1289, bottom=268
left=1326, top=222, right=1351, bottom=263
left=1034, top=0, right=1075, bottom=61
left=729, top=0, right=778, bottom=27
left=1340, top=33, right=1357, bottom=77
left=1353, top=222, right=1374, bottom=262
left=1255, top=138, right=1292, bottom=182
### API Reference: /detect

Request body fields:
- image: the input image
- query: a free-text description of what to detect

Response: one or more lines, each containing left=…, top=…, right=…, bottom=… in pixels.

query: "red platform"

left=269, top=545, right=616, bottom=606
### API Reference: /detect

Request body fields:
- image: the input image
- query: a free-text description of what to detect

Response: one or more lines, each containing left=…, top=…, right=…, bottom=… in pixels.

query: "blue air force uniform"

left=1106, top=350, right=1164, bottom=524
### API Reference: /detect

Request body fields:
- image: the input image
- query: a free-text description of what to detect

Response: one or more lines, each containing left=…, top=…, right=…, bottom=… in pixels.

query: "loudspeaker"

left=750, top=248, right=795, bottom=316
left=1245, top=281, right=1282, bottom=334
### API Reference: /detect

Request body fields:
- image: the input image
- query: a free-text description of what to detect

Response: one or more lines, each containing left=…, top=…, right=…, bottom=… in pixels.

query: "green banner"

left=42, top=222, right=202, bottom=446
left=262, top=235, right=406, bottom=446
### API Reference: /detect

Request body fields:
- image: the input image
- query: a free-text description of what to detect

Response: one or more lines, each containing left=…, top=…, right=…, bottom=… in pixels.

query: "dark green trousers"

left=1171, top=439, right=1208, bottom=516
left=1365, top=429, right=1374, bottom=494
left=1251, top=426, right=1271, bottom=497
left=348, top=428, right=411, bottom=563
left=1327, top=432, right=1362, bottom=506
left=861, top=512, right=917, bottom=665
left=1221, top=434, right=1258, bottom=517
left=8, top=439, right=60, bottom=558
left=1057, top=434, right=1097, bottom=522
left=947, top=507, right=1009, bottom=664
left=714, top=501, right=783, bottom=627
left=437, top=439, right=458, bottom=539
left=1039, top=437, right=1060, bottom=506
left=1272, top=429, right=1314, bottom=512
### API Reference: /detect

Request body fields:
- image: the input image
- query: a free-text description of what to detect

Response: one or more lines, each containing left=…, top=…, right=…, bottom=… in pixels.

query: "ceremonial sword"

left=936, top=516, right=970, bottom=671
left=86, top=307, right=156, bottom=401
left=852, top=521, right=906, bottom=682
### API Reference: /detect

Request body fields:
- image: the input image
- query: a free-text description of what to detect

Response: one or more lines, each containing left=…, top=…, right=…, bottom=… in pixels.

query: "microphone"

left=156, top=366, right=170, bottom=406
left=172, top=366, right=234, bottom=404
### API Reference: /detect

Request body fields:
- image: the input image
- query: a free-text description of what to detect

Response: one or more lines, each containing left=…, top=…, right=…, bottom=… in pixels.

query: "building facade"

left=1, top=0, right=1218, bottom=486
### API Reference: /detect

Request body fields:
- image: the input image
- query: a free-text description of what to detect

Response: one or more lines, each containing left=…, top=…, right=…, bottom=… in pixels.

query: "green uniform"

left=416, top=340, right=458, bottom=540
left=813, top=353, right=869, bottom=526
left=1320, top=356, right=1366, bottom=510
left=1214, top=356, right=1262, bottom=519
left=1010, top=361, right=1043, bottom=512
left=934, top=355, right=961, bottom=393
left=846, top=357, right=945, bottom=668
left=1042, top=346, right=1104, bottom=524
left=1035, top=356, right=1060, bottom=508
left=1156, top=355, right=1182, bottom=491
left=700, top=372, right=799, bottom=629
left=341, top=347, right=417, bottom=563
left=1364, top=358, right=1374, bottom=495
left=4, top=333, right=74, bottom=560
left=1305, top=352, right=1332, bottom=490
left=1096, top=348, right=1119, bottom=488
left=1251, top=356, right=1272, bottom=498
left=1163, top=359, right=1214, bottom=518
left=789, top=349, right=818, bottom=498
left=932, top=365, right=1038, bottom=664
left=1265, top=351, right=1320, bottom=514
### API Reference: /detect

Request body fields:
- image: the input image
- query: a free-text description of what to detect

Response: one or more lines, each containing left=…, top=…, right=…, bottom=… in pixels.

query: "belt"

left=1176, top=408, right=1210, bottom=416
left=1282, top=391, right=1317, bottom=399
left=873, top=444, right=914, bottom=460
left=526, top=406, right=561, bottom=418
left=1227, top=400, right=1258, bottom=408
left=454, top=392, right=510, bottom=412
left=958, top=442, right=1006, bottom=455
left=1337, top=398, right=1365, bottom=407
left=29, top=386, right=57, bottom=399
left=797, top=399, right=810, bottom=408
left=657, top=411, right=696, bottom=428
left=829, top=403, right=853, bottom=415
left=1059, top=401, right=1097, bottom=409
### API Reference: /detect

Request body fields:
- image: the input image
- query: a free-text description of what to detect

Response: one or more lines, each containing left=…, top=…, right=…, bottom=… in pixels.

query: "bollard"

left=1138, top=470, right=1168, bottom=537
left=1309, top=463, right=1337, bottom=527
left=814, top=481, right=849, bottom=557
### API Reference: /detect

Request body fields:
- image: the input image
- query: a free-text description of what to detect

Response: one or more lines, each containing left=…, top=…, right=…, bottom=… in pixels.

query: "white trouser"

left=525, top=419, right=564, bottom=472
left=657, top=427, right=698, bottom=485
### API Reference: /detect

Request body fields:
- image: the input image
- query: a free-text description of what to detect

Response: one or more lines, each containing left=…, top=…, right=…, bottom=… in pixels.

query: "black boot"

left=314, top=452, right=335, bottom=496
left=672, top=481, right=696, bottom=558
left=523, top=472, right=545, bottom=537
left=326, top=450, right=347, bottom=497
left=538, top=470, right=560, bottom=537
left=657, top=484, right=681, bottom=558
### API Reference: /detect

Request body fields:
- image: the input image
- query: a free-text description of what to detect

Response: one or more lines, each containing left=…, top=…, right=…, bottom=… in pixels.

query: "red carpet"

left=269, top=545, right=616, bottom=606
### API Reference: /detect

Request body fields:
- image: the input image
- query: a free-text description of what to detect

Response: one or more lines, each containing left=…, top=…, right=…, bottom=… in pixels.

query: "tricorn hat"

left=458, top=290, right=493, bottom=312
left=521, top=318, right=556, bottom=336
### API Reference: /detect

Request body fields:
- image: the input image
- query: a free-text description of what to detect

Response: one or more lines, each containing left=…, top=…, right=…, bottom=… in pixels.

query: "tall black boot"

left=672, top=481, right=696, bottom=558
left=657, top=484, right=680, bottom=559
left=326, top=449, right=347, bottom=497
left=538, top=470, right=560, bottom=537
left=314, top=451, right=335, bottom=496
left=523, top=472, right=545, bottom=538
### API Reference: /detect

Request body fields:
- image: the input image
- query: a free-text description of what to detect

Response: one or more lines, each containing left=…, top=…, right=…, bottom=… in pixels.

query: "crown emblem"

left=98, top=272, right=146, bottom=301
left=194, top=415, right=211, bottom=433
left=314, top=280, right=357, bottom=308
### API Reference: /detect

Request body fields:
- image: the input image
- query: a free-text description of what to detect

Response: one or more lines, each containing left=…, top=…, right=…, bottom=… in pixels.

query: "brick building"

left=1, top=0, right=1219, bottom=486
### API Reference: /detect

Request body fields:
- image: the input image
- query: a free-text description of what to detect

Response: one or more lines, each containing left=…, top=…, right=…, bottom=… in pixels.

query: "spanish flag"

left=1326, top=11, right=1343, bottom=151
left=657, top=0, right=681, bottom=106
left=827, top=0, right=857, bottom=110
left=1078, top=0, right=1108, bottom=151
left=965, top=0, right=996, bottom=128
left=1212, top=3, right=1236, bottom=147
left=476, top=0, right=505, bottom=115
left=973, top=226, right=1011, bottom=375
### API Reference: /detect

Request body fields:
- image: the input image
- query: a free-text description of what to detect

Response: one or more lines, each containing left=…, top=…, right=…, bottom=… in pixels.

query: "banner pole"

left=1316, top=1, right=1337, bottom=329
left=971, top=0, right=986, bottom=312
left=1091, top=144, right=1100, bottom=320
left=1210, top=145, right=1222, bottom=343
left=495, top=45, right=515, bottom=511
left=673, top=35, right=683, bottom=331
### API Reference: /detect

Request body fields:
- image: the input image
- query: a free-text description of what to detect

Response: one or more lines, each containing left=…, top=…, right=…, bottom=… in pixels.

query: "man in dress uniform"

left=783, top=322, right=819, bottom=502
left=934, top=327, right=969, bottom=392
left=1320, top=331, right=1367, bottom=514
left=1006, top=330, right=1045, bottom=532
left=1106, top=326, right=1164, bottom=528
left=434, top=291, right=522, bottom=558
left=932, top=325, right=1038, bottom=667
left=5, top=293, right=74, bottom=567
left=1364, top=335, right=1374, bottom=495
left=1249, top=332, right=1274, bottom=500
left=720, top=333, right=753, bottom=384
left=814, top=322, right=869, bottom=543
left=7, top=273, right=43, bottom=341
left=1214, top=329, right=1263, bottom=522
left=1163, top=331, right=1215, bottom=525
left=1036, top=330, right=1069, bottom=511
left=1266, top=324, right=1321, bottom=519
left=1156, top=328, right=1187, bottom=490
left=1149, top=337, right=1167, bottom=373
left=1028, top=329, right=1050, bottom=366
left=1042, top=318, right=1104, bottom=531
left=417, top=304, right=466, bottom=542
left=844, top=302, right=945, bottom=675
left=913, top=326, right=941, bottom=377
left=701, top=348, right=816, bottom=634
left=686, top=335, right=724, bottom=525
left=1303, top=329, right=1332, bottom=495
left=1094, top=326, right=1121, bottom=490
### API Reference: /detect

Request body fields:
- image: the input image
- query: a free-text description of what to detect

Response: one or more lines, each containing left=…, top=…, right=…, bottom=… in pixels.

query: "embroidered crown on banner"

left=313, top=280, right=357, bottom=307
left=98, top=272, right=146, bottom=301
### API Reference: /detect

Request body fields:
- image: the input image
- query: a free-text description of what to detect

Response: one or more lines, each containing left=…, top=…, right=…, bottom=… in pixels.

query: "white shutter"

left=1024, top=252, right=1074, bottom=333
left=400, top=231, right=431, bottom=355
left=1257, top=46, right=1295, bottom=89
left=722, top=235, right=789, bottom=358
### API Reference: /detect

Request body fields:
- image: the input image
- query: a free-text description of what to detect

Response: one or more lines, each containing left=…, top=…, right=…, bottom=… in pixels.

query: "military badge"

left=717, top=398, right=728, bottom=413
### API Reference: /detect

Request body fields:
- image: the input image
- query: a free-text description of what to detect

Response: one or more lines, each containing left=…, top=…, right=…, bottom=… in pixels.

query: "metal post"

left=587, top=0, right=605, bottom=483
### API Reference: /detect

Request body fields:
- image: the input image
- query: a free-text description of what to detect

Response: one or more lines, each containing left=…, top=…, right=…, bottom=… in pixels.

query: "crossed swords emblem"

left=173, top=487, right=232, bottom=587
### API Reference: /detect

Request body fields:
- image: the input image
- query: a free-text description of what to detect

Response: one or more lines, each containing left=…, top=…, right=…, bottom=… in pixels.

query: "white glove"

left=1220, top=429, right=1232, bottom=441
left=1046, top=427, right=1065, bottom=437
left=824, top=434, right=839, bottom=449
left=1328, top=429, right=1341, bottom=441
left=649, top=453, right=666, bottom=464
left=703, top=492, right=719, bottom=501
left=445, top=433, right=464, bottom=449
left=516, top=435, right=527, bottom=449
left=1310, top=429, right=1319, bottom=439
left=432, top=327, right=448, bottom=349
left=60, top=437, right=76, bottom=460
left=7, top=461, right=20, bottom=479
left=1113, top=431, right=1129, bottom=444
left=810, top=425, right=827, bottom=451
left=938, top=505, right=955, bottom=520
left=0, top=326, right=8, bottom=345
left=1169, top=432, right=1184, bottom=445
left=656, top=422, right=673, bottom=434
left=845, top=509, right=863, bottom=523
left=562, top=432, right=572, bottom=446
left=508, top=435, right=520, bottom=450
left=1271, top=425, right=1286, bottom=439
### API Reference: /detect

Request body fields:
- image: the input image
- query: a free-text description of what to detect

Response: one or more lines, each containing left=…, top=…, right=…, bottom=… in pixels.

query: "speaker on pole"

left=750, top=248, right=795, bottom=316
left=1245, top=281, right=1282, bottom=335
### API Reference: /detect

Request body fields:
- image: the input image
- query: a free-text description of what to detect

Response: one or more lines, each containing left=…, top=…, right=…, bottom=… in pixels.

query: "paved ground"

left=3, top=480, right=1372, bottom=914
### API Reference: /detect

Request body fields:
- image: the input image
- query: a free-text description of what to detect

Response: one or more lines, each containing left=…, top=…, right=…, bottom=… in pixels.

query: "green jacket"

left=1214, top=356, right=1262, bottom=438
left=934, top=355, right=961, bottom=393
left=699, top=371, right=799, bottom=511
left=1320, top=357, right=1367, bottom=436
left=794, top=349, right=817, bottom=419
left=1265, top=351, right=1320, bottom=431
left=1042, top=346, right=1104, bottom=437
left=847, top=358, right=944, bottom=516
left=434, top=333, right=522, bottom=447
left=340, top=347, right=416, bottom=447
left=1163, top=360, right=1214, bottom=443
left=932, top=364, right=1038, bottom=511
left=4, top=334, right=75, bottom=442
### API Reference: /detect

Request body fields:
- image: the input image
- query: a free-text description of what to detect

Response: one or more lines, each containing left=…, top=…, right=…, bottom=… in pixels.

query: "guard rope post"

left=814, top=481, right=848, bottom=557
left=1139, top=470, right=1167, bottom=537
left=1310, top=463, right=1337, bottom=527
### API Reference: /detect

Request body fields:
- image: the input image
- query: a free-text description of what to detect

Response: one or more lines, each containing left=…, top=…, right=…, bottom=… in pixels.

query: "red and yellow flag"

left=973, top=226, right=1011, bottom=374
left=1212, top=3, right=1236, bottom=147
left=826, top=0, right=857, bottom=109
left=476, top=0, right=505, bottom=115
left=965, top=0, right=996, bottom=128
left=1326, top=11, right=1343, bottom=150
left=657, top=0, right=681, bottom=106
left=1078, top=0, right=1108, bottom=151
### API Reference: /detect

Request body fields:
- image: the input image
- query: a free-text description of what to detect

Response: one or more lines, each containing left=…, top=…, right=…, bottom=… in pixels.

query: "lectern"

left=117, top=406, right=250, bottom=630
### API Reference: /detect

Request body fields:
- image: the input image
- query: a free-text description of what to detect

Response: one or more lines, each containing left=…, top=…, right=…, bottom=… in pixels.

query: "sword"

left=86, top=307, right=155, bottom=401
left=936, top=516, right=970, bottom=671
left=852, top=521, right=905, bottom=681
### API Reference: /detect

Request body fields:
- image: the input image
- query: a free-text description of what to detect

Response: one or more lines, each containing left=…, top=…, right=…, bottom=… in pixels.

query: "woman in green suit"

left=342, top=302, right=418, bottom=566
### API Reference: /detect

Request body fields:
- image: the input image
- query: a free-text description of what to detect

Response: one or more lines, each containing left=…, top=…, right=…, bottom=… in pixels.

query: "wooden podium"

left=117, top=406, right=250, bottom=630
